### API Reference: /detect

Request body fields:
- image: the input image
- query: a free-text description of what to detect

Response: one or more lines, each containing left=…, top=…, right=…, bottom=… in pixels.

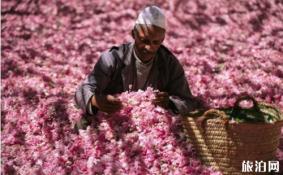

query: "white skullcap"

left=135, top=6, right=166, bottom=30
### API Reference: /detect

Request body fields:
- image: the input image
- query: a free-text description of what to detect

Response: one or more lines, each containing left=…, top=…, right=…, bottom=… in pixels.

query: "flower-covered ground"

left=1, top=0, right=283, bottom=174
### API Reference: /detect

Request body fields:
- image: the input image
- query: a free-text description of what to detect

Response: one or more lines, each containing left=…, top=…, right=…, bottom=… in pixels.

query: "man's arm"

left=74, top=51, right=119, bottom=114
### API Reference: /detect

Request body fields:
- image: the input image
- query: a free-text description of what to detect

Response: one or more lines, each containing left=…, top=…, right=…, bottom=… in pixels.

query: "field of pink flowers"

left=1, top=0, right=283, bottom=174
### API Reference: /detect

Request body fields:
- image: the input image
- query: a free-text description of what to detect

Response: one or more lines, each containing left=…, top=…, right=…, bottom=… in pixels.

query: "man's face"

left=133, top=24, right=165, bottom=62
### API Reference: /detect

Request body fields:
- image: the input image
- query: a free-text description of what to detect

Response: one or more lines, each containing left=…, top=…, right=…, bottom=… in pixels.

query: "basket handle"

left=231, top=95, right=262, bottom=118
left=196, top=109, right=229, bottom=132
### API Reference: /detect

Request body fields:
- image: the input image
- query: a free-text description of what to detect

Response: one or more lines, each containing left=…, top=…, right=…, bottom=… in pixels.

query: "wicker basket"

left=183, top=102, right=283, bottom=175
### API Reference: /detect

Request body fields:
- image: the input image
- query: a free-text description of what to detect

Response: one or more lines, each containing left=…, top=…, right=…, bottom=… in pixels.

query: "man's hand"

left=153, top=91, right=169, bottom=109
left=91, top=95, right=122, bottom=114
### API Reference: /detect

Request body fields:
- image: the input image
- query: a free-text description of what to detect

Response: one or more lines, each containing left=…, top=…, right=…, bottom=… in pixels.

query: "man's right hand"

left=91, top=95, right=122, bottom=114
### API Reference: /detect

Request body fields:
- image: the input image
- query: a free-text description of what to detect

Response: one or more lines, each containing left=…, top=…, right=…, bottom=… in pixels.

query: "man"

left=74, top=6, right=202, bottom=129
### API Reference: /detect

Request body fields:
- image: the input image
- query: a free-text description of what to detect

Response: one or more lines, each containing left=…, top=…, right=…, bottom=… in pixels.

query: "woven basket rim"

left=184, top=108, right=283, bottom=126
left=184, top=116, right=283, bottom=125
left=228, top=119, right=283, bottom=126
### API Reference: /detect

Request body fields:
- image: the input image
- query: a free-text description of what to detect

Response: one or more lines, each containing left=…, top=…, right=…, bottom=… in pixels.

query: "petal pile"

left=1, top=0, right=283, bottom=174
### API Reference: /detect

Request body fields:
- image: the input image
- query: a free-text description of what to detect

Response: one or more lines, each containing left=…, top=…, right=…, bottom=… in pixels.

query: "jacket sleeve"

left=74, top=51, right=116, bottom=114
left=167, top=57, right=203, bottom=116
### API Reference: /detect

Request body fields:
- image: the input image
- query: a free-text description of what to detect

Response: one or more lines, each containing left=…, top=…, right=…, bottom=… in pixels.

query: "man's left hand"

left=153, top=91, right=169, bottom=109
